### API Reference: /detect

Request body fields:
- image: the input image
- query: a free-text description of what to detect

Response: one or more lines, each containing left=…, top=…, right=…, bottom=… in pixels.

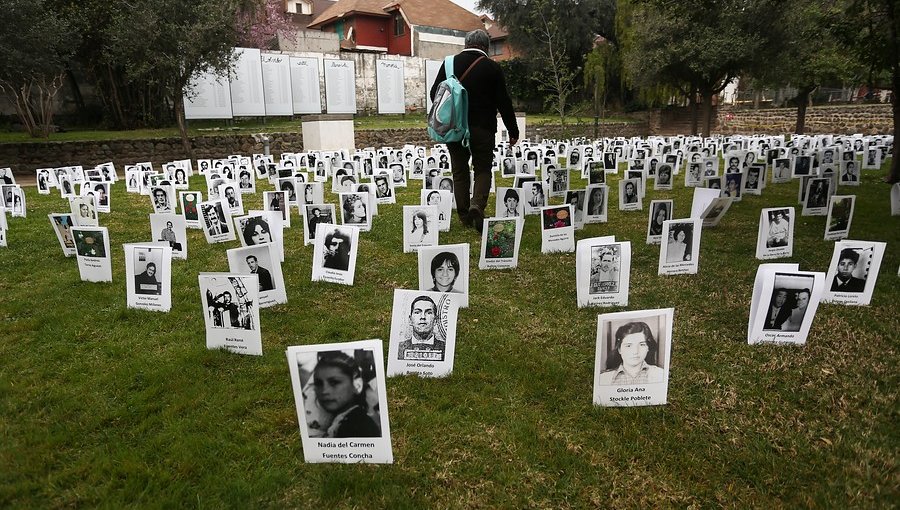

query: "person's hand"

left=509, top=136, right=519, bottom=146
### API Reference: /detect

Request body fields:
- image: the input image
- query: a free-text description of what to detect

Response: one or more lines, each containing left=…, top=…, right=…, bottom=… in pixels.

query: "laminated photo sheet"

left=286, top=339, right=393, bottom=463
left=124, top=242, right=172, bottom=312
left=263, top=190, right=291, bottom=229
left=823, top=195, right=856, bottom=241
left=743, top=163, right=766, bottom=195
left=479, top=217, right=524, bottom=270
left=646, top=200, right=673, bottom=245
left=217, top=182, right=245, bottom=217
left=386, top=289, right=460, bottom=378
left=302, top=203, right=336, bottom=246
left=699, top=197, right=733, bottom=228
left=179, top=191, right=202, bottom=229
left=420, top=189, right=452, bottom=231
left=311, top=223, right=360, bottom=285
left=756, top=207, right=794, bottom=260
left=658, top=218, right=702, bottom=275
left=801, top=177, right=831, bottom=216
left=722, top=171, right=744, bottom=202
left=593, top=308, right=674, bottom=407
left=354, top=183, right=379, bottom=217
left=576, top=236, right=630, bottom=308
left=584, top=184, right=609, bottom=224
left=372, top=174, right=397, bottom=205
left=226, top=243, right=287, bottom=307
left=564, top=189, right=587, bottom=229
left=244, top=210, right=285, bottom=262
left=822, top=240, right=885, bottom=306
left=0, top=210, right=6, bottom=247
left=150, top=185, right=176, bottom=214
left=149, top=213, right=187, bottom=260
left=417, top=243, right=469, bottom=308
left=48, top=213, right=77, bottom=257
left=199, top=272, right=262, bottom=356
left=402, top=205, right=439, bottom=253
left=494, top=187, right=525, bottom=219
left=618, top=178, right=642, bottom=212
left=72, top=226, right=112, bottom=282
left=838, top=160, right=861, bottom=187
left=521, top=181, right=547, bottom=216
left=82, top=182, right=109, bottom=214
left=277, top=176, right=298, bottom=206
left=540, top=204, right=575, bottom=254
left=626, top=169, right=647, bottom=199
left=547, top=167, right=570, bottom=199
left=199, top=199, right=236, bottom=244
left=747, top=265, right=825, bottom=345
left=339, top=191, right=372, bottom=233
left=300, top=181, right=326, bottom=213
left=70, top=194, right=98, bottom=227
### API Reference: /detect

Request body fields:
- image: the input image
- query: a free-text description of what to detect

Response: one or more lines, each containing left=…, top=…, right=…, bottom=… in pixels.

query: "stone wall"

left=716, top=103, right=893, bottom=135
left=1, top=121, right=649, bottom=176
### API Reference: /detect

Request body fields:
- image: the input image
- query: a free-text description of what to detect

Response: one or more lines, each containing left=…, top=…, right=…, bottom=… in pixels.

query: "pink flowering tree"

left=237, top=0, right=297, bottom=50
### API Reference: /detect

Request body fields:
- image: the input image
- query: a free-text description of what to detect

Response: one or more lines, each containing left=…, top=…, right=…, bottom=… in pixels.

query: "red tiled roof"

left=309, top=0, right=482, bottom=31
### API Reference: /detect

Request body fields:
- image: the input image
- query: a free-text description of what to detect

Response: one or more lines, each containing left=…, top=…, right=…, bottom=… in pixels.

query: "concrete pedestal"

left=496, top=112, right=527, bottom=145
left=301, top=114, right=355, bottom=152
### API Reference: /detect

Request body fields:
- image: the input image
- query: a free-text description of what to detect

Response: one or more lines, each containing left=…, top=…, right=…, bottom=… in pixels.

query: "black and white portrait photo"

left=124, top=244, right=172, bottom=312
left=654, top=163, right=673, bottom=190
left=824, top=195, right=855, bottom=241
left=584, top=184, right=608, bottom=224
left=303, top=204, right=335, bottom=244
left=403, top=206, right=438, bottom=253
left=755, top=207, right=794, bottom=260
left=339, top=192, right=371, bottom=232
left=822, top=241, right=885, bottom=306
left=263, top=191, right=290, bottom=229
left=495, top=187, right=524, bottom=218
left=199, top=273, right=262, bottom=356
left=227, top=244, right=286, bottom=307
left=658, top=219, right=701, bottom=275
left=576, top=237, right=631, bottom=308
left=387, top=290, right=460, bottom=378
left=593, top=308, right=673, bottom=406
left=48, top=213, right=77, bottom=257
left=312, top=224, right=359, bottom=285
left=760, top=272, right=818, bottom=335
left=218, top=182, right=244, bottom=216
left=590, top=244, right=621, bottom=294
left=150, top=213, right=187, bottom=259
left=618, top=178, right=641, bottom=212
left=647, top=200, right=672, bottom=244
left=286, top=340, right=393, bottom=463
left=420, top=189, right=452, bottom=231
left=802, top=177, right=831, bottom=215
left=70, top=195, right=98, bottom=227
left=199, top=200, right=235, bottom=244
left=418, top=244, right=469, bottom=307
left=151, top=185, right=175, bottom=214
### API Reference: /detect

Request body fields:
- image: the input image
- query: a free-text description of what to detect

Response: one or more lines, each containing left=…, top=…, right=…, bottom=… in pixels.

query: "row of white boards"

left=184, top=48, right=442, bottom=120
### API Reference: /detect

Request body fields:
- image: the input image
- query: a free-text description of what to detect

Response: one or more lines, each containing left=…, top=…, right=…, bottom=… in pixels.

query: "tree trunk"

left=885, top=0, right=900, bottom=183
left=701, top=91, right=713, bottom=137
left=174, top=91, right=193, bottom=158
left=690, top=94, right=699, bottom=135
left=795, top=89, right=810, bottom=134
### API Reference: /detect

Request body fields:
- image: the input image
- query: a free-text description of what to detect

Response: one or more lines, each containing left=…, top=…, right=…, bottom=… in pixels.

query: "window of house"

left=490, top=41, right=504, bottom=56
left=393, top=13, right=404, bottom=36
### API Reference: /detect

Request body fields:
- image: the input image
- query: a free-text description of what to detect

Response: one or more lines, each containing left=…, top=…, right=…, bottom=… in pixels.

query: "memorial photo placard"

left=747, top=265, right=825, bottom=345
left=658, top=218, right=701, bottom=275
left=402, top=205, right=439, bottom=253
left=227, top=243, right=287, bottom=307
left=264, top=190, right=291, bottom=229
left=646, top=200, right=673, bottom=245
left=699, top=197, right=733, bottom=227
left=540, top=204, right=575, bottom=253
left=593, top=308, right=674, bottom=407
left=420, top=189, right=452, bottom=231
left=417, top=243, right=469, bottom=308
left=124, top=243, right=172, bottom=312
left=70, top=195, right=98, bottom=226
left=311, top=224, right=359, bottom=285
left=495, top=187, right=525, bottom=218
left=756, top=207, right=794, bottom=260
left=199, top=199, right=235, bottom=243
left=823, top=195, right=855, bottom=241
left=386, top=290, right=460, bottom=378
left=72, top=226, right=112, bottom=282
left=577, top=238, right=631, bottom=308
left=479, top=217, right=523, bottom=270
left=150, top=213, right=187, bottom=260
left=199, top=273, right=262, bottom=355
left=179, top=191, right=202, bottom=229
left=48, top=213, right=77, bottom=257
left=802, top=177, right=831, bottom=216
left=822, top=240, right=885, bottom=306
left=286, top=340, right=393, bottom=463
left=618, top=178, right=642, bottom=212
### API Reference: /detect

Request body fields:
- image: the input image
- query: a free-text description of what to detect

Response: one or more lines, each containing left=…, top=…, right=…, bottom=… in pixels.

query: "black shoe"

left=469, top=207, right=484, bottom=234
left=458, top=211, right=472, bottom=228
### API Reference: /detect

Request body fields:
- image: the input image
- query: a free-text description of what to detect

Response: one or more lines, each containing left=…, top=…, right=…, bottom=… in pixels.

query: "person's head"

left=312, top=207, right=321, bottom=218
left=154, top=189, right=167, bottom=203
left=705, top=161, right=713, bottom=170
left=837, top=249, right=859, bottom=280
left=796, top=289, right=810, bottom=308
left=175, top=168, right=186, bottom=181
left=727, top=178, right=738, bottom=192
left=504, top=188, right=519, bottom=211
left=672, top=225, right=686, bottom=242
left=95, top=184, right=104, bottom=194
left=439, top=178, right=453, bottom=191
left=846, top=161, right=856, bottom=173
left=313, top=351, right=365, bottom=414
left=590, top=187, right=604, bottom=206
left=464, top=29, right=490, bottom=51
left=392, top=164, right=404, bottom=180
left=340, top=175, right=355, bottom=187
left=245, top=255, right=259, bottom=271
left=225, top=187, right=235, bottom=200
left=145, top=262, right=156, bottom=277
left=281, top=181, right=294, bottom=193
left=409, top=296, right=437, bottom=337
left=343, top=194, right=366, bottom=219
left=625, top=182, right=635, bottom=196
left=729, top=157, right=739, bottom=167
left=431, top=252, right=460, bottom=291
left=80, top=203, right=90, bottom=216
left=659, top=165, right=671, bottom=182
left=304, top=184, right=314, bottom=200
left=240, top=171, right=250, bottom=184
left=598, top=249, right=614, bottom=272
left=222, top=291, right=232, bottom=303
left=427, top=191, right=441, bottom=206
left=166, top=221, right=173, bottom=229
left=773, top=289, right=787, bottom=308
left=412, top=210, right=428, bottom=232
left=655, top=204, right=667, bottom=224
left=242, top=217, right=272, bottom=245
left=610, top=321, right=658, bottom=370
left=324, top=230, right=349, bottom=254
left=375, top=176, right=388, bottom=194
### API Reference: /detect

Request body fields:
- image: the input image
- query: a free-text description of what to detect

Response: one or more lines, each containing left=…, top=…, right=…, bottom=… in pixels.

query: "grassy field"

left=1, top=158, right=898, bottom=508
left=0, top=114, right=639, bottom=144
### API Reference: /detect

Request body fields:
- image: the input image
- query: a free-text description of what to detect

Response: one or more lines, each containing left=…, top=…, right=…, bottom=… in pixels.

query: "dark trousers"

left=447, top=125, right=495, bottom=217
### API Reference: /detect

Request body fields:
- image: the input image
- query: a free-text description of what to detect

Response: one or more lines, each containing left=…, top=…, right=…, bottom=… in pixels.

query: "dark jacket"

left=430, top=48, right=518, bottom=139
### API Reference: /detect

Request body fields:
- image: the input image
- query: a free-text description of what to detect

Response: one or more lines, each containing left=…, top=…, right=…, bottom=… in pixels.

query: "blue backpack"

left=427, top=55, right=485, bottom=146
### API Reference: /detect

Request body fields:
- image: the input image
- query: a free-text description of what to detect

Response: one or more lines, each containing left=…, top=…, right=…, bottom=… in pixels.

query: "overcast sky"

left=449, top=0, right=488, bottom=16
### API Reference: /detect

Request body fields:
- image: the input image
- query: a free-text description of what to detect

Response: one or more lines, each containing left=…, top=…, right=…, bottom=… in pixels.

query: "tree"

left=583, top=42, right=617, bottom=137
left=237, top=0, right=297, bottom=50
left=0, top=0, right=76, bottom=138
left=621, top=0, right=786, bottom=136
left=105, top=0, right=248, bottom=155
left=837, top=0, right=899, bottom=183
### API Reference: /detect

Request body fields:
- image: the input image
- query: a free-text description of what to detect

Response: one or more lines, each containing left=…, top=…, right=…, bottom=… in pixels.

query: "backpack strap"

left=459, top=56, right=486, bottom=82
left=443, top=55, right=456, bottom=79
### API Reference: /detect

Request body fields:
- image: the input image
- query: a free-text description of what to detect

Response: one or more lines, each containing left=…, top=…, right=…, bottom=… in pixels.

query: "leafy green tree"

left=621, top=0, right=786, bottom=136
left=0, top=0, right=76, bottom=138
left=583, top=43, right=617, bottom=137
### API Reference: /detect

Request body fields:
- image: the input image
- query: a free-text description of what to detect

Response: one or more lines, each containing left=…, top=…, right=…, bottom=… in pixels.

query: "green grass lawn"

left=1, top=160, right=898, bottom=507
